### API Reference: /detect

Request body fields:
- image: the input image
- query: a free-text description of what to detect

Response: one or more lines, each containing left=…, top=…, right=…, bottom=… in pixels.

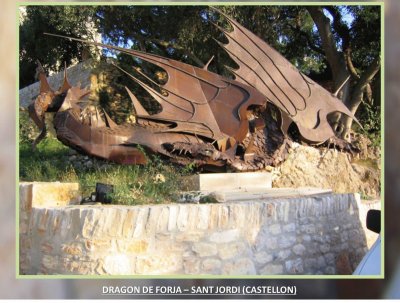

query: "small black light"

left=366, top=209, right=381, bottom=234
left=95, top=183, right=114, bottom=203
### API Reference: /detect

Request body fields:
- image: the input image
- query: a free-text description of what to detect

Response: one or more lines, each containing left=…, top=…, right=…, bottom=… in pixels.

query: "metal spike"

left=59, top=62, right=72, bottom=93
left=36, top=60, right=53, bottom=94
left=102, top=109, right=118, bottom=129
left=203, top=55, right=215, bottom=71
left=125, top=86, right=150, bottom=117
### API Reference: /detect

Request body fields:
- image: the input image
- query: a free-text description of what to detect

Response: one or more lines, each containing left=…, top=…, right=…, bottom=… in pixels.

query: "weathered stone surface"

left=20, top=183, right=370, bottom=276
left=293, top=244, right=306, bottom=256
left=278, top=235, right=296, bottom=249
left=192, top=242, right=217, bottom=257
left=124, top=240, right=149, bottom=254
left=320, top=244, right=330, bottom=254
left=61, top=243, right=82, bottom=256
left=135, top=255, right=182, bottom=274
left=201, top=258, right=222, bottom=274
left=30, top=182, right=80, bottom=207
left=183, top=257, right=200, bottom=274
left=268, top=224, right=281, bottom=235
left=218, top=242, right=247, bottom=260
left=260, top=264, right=284, bottom=275
left=277, top=249, right=291, bottom=261
left=283, top=223, right=296, bottom=233
left=103, top=254, right=132, bottom=275
left=222, top=258, right=256, bottom=275
left=184, top=172, right=272, bottom=191
left=209, top=229, right=240, bottom=243
left=273, top=143, right=380, bottom=199
left=285, top=258, right=304, bottom=274
left=254, top=251, right=273, bottom=265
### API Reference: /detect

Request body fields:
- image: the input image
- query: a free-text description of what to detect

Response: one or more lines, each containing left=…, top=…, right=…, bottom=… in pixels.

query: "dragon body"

left=28, top=10, right=357, bottom=171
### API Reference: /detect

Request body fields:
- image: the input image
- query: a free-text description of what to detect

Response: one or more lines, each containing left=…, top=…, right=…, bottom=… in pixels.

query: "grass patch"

left=20, top=137, right=77, bottom=182
left=19, top=109, right=193, bottom=205
left=19, top=136, right=191, bottom=205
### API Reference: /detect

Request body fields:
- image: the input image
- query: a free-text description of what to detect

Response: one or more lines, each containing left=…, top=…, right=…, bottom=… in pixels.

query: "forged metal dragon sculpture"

left=28, top=10, right=358, bottom=171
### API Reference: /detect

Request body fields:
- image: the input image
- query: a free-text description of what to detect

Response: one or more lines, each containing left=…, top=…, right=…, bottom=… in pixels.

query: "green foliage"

left=19, top=6, right=98, bottom=88
left=19, top=110, right=38, bottom=144
left=357, top=101, right=381, bottom=147
left=348, top=5, right=381, bottom=69
left=20, top=137, right=75, bottom=182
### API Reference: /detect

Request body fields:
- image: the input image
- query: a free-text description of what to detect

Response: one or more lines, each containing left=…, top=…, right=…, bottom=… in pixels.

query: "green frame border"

left=16, top=1, right=385, bottom=280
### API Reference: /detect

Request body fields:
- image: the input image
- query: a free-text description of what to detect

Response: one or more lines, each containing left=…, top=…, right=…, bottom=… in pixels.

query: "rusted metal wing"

left=27, top=11, right=359, bottom=171
left=212, top=8, right=358, bottom=144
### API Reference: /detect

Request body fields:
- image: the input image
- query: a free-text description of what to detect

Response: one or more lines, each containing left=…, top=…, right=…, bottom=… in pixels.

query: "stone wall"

left=19, top=182, right=373, bottom=276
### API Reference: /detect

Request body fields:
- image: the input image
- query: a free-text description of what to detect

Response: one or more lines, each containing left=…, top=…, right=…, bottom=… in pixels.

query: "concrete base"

left=178, top=187, right=333, bottom=203
left=212, top=187, right=333, bottom=202
left=183, top=172, right=272, bottom=191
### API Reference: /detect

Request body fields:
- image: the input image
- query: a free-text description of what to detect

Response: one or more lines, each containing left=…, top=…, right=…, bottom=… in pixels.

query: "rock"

left=192, top=243, right=217, bottom=257
left=273, top=144, right=380, bottom=198
left=199, top=192, right=226, bottom=203
left=153, top=173, right=166, bottom=183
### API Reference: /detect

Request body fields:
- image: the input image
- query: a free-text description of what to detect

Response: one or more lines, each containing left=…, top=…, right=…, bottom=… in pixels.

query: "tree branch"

left=351, top=56, right=381, bottom=102
left=344, top=47, right=359, bottom=79
left=323, top=6, right=351, bottom=51
left=287, top=23, right=325, bottom=55
left=307, top=6, right=347, bottom=79
left=149, top=38, right=205, bottom=67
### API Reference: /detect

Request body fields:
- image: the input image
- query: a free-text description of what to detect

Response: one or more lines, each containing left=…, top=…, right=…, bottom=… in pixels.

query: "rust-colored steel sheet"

left=27, top=12, right=358, bottom=171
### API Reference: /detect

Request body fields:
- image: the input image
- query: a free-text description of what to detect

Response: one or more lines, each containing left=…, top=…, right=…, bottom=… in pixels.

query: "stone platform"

left=182, top=172, right=272, bottom=191
left=19, top=182, right=376, bottom=276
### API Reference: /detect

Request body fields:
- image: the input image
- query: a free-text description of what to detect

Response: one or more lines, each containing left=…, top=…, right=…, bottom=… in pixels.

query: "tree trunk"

left=307, top=7, right=380, bottom=141
left=307, top=7, right=350, bottom=91
left=338, top=57, right=381, bottom=140
left=307, top=7, right=351, bottom=132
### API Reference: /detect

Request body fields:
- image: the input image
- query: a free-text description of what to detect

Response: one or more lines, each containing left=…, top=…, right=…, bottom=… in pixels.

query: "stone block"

left=41, top=242, right=54, bottom=254
left=285, top=258, right=304, bottom=274
left=167, top=205, right=178, bottom=232
left=283, top=223, right=296, bottom=233
left=183, top=257, right=201, bottom=275
left=183, top=172, right=272, bottom=191
left=196, top=205, right=210, bottom=230
left=278, top=235, right=296, bottom=249
left=177, top=205, right=189, bottom=231
left=135, top=255, right=182, bottom=274
left=192, top=242, right=217, bottom=257
left=222, top=258, right=256, bottom=275
left=31, top=182, right=80, bottom=207
left=134, top=208, right=149, bottom=237
left=84, top=239, right=112, bottom=252
left=122, top=209, right=138, bottom=237
left=103, top=254, right=132, bottom=275
left=61, top=243, right=83, bottom=256
left=293, top=244, right=306, bottom=256
left=19, top=183, right=33, bottom=212
left=254, top=251, right=273, bottom=264
left=41, top=255, right=59, bottom=271
left=209, top=229, right=240, bottom=243
left=218, top=242, right=247, bottom=260
left=276, top=249, right=291, bottom=261
left=259, top=264, right=284, bottom=275
left=201, top=258, right=222, bottom=275
left=125, top=240, right=149, bottom=254
left=175, top=231, right=204, bottom=243
left=268, top=224, right=281, bottom=235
